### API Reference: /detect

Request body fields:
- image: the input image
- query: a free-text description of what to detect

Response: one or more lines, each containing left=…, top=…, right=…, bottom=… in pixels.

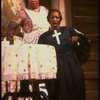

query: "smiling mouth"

left=53, top=23, right=57, bottom=25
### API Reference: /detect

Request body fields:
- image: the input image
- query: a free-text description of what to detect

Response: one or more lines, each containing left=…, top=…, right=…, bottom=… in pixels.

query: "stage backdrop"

left=1, top=0, right=24, bottom=29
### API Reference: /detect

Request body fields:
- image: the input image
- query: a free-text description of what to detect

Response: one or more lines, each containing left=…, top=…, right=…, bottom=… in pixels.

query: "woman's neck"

left=33, top=6, right=40, bottom=12
left=49, top=26, right=60, bottom=31
left=28, top=5, right=40, bottom=12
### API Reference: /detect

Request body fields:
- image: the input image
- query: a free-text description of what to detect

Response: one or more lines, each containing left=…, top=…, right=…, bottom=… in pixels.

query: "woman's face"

left=28, top=0, right=39, bottom=9
left=49, top=12, right=61, bottom=30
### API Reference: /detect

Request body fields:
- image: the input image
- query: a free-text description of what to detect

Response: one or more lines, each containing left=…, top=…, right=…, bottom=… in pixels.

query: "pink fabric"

left=11, top=9, right=33, bottom=33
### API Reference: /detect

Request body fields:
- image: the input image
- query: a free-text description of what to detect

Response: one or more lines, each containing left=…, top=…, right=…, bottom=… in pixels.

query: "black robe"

left=38, top=26, right=91, bottom=100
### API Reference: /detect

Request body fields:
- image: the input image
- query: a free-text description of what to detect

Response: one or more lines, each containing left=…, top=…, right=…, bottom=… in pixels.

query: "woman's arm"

left=6, top=9, right=26, bottom=44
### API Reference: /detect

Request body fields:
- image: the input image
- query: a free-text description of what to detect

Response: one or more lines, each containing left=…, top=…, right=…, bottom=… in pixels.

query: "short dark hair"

left=24, top=0, right=29, bottom=7
left=47, top=9, right=62, bottom=22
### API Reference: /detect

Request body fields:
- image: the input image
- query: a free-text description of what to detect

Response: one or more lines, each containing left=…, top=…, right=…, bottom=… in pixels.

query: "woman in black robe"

left=38, top=9, right=91, bottom=100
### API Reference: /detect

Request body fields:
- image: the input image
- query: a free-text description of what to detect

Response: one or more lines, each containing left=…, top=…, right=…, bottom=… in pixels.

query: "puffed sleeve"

left=6, top=9, right=27, bottom=44
left=70, top=28, right=91, bottom=65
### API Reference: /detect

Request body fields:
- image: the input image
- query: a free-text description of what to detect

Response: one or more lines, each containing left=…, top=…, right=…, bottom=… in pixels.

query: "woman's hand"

left=6, top=32, right=14, bottom=44
left=71, top=36, right=79, bottom=44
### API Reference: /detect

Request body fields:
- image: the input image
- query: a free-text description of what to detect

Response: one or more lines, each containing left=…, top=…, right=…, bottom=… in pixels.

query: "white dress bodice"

left=22, top=6, right=50, bottom=44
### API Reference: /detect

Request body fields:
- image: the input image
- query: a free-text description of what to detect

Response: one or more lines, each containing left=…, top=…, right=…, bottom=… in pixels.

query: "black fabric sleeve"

left=70, top=28, right=91, bottom=65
